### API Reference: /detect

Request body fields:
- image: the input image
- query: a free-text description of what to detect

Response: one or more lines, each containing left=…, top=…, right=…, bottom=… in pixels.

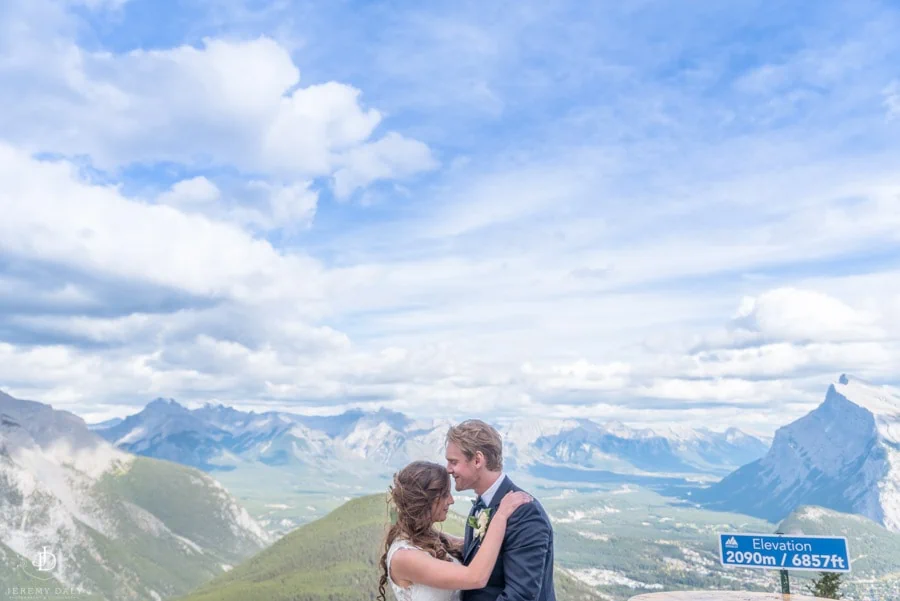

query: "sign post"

left=775, top=530, right=790, bottom=595
left=779, top=568, right=790, bottom=594
left=718, top=532, right=850, bottom=596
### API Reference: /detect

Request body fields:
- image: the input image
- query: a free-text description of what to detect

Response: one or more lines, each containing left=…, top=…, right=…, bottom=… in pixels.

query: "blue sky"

left=1, top=0, right=899, bottom=433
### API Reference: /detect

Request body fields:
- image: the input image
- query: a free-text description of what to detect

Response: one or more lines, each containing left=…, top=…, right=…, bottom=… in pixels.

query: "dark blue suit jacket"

left=461, top=476, right=556, bottom=601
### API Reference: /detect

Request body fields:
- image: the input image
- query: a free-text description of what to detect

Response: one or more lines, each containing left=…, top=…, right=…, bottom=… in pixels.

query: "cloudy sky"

left=1, top=0, right=899, bottom=434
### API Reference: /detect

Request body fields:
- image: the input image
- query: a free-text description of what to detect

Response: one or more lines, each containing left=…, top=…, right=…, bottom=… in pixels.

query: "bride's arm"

left=390, top=492, right=531, bottom=591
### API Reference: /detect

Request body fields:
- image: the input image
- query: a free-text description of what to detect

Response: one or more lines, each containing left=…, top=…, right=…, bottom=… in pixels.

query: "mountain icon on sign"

left=725, top=536, right=739, bottom=548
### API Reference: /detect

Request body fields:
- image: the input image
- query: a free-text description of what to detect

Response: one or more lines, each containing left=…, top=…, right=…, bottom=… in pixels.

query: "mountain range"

left=697, top=374, right=900, bottom=533
left=4, top=374, right=900, bottom=600
left=89, top=398, right=769, bottom=479
left=88, top=373, right=900, bottom=539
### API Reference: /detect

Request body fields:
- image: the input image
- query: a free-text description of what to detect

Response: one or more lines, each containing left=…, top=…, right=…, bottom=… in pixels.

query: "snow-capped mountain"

left=98, top=397, right=233, bottom=469
left=657, top=425, right=771, bottom=474
left=502, top=418, right=767, bottom=476
left=531, top=420, right=700, bottom=474
left=698, top=374, right=900, bottom=532
left=0, top=390, right=270, bottom=600
left=498, top=418, right=582, bottom=470
left=96, top=401, right=442, bottom=472
left=91, top=399, right=768, bottom=477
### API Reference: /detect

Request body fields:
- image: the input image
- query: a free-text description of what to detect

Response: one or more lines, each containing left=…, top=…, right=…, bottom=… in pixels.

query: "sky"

left=1, top=0, right=899, bottom=435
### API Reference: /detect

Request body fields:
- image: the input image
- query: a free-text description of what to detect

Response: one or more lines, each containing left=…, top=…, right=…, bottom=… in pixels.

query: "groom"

left=445, top=419, right=556, bottom=601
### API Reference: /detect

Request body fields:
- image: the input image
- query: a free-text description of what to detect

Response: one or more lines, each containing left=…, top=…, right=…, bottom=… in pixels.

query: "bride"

left=378, top=460, right=532, bottom=601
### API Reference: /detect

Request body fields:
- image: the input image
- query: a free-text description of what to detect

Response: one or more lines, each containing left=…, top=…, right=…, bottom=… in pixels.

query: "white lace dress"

left=386, top=539, right=462, bottom=601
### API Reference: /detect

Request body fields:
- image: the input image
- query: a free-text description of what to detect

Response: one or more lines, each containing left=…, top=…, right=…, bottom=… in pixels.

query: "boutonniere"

left=467, top=508, right=492, bottom=540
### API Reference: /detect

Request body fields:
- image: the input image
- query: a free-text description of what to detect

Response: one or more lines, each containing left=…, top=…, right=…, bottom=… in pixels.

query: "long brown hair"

left=378, top=461, right=461, bottom=601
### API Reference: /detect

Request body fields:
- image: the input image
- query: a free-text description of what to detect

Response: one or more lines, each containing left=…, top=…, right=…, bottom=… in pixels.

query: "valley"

left=3, top=374, right=900, bottom=600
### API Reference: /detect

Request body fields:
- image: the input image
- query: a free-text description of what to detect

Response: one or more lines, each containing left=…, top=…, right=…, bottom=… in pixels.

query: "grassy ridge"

left=778, top=505, right=900, bottom=577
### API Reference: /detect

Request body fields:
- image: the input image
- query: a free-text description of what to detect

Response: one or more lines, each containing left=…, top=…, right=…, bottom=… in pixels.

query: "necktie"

left=471, top=497, right=486, bottom=514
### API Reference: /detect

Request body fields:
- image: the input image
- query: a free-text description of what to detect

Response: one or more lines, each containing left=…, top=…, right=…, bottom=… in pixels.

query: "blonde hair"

left=445, top=419, right=503, bottom=471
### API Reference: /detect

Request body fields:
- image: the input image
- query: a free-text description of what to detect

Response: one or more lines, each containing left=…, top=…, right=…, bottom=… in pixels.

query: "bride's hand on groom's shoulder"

left=496, top=491, right=532, bottom=519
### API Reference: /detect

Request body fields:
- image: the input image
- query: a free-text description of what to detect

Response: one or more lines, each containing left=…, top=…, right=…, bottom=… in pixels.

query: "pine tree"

left=806, top=571, right=843, bottom=599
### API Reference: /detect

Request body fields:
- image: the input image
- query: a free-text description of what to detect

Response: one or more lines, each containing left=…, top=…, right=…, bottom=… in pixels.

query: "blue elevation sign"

left=718, top=533, right=851, bottom=573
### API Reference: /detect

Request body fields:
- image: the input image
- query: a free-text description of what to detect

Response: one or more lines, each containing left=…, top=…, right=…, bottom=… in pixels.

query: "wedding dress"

left=386, top=539, right=462, bottom=601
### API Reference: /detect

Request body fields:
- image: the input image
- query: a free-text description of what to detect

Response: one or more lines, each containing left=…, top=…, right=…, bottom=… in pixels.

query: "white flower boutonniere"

left=467, top=508, right=492, bottom=540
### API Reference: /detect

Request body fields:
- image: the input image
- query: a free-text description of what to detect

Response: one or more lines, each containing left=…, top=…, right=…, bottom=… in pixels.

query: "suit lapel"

left=463, top=500, right=476, bottom=559
left=487, top=475, right=515, bottom=513
left=463, top=475, right=513, bottom=564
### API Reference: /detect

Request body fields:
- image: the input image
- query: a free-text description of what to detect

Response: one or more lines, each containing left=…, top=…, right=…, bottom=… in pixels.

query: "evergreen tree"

left=806, top=571, right=843, bottom=599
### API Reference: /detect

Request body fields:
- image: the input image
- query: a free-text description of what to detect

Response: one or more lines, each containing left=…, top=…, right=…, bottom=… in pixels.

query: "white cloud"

left=1, top=273, right=896, bottom=435
left=260, top=81, right=382, bottom=174
left=684, top=341, right=898, bottom=380
left=2, top=0, right=900, bottom=439
left=157, top=177, right=221, bottom=208
left=423, top=155, right=600, bottom=238
left=734, top=287, right=882, bottom=343
left=256, top=181, right=318, bottom=229
left=156, top=177, right=320, bottom=231
left=332, top=132, right=438, bottom=199
left=9, top=314, right=158, bottom=346
left=0, top=31, right=433, bottom=194
left=0, top=143, right=324, bottom=303
left=636, top=377, right=803, bottom=406
left=520, top=360, right=632, bottom=394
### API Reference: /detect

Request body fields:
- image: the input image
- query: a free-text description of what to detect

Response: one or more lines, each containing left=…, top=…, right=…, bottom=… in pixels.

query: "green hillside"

left=0, top=541, right=105, bottom=601
left=0, top=453, right=269, bottom=601
left=72, top=456, right=272, bottom=599
left=98, top=456, right=267, bottom=562
left=768, top=505, right=900, bottom=600
left=177, top=494, right=604, bottom=601
left=778, top=505, right=900, bottom=578
left=543, top=486, right=778, bottom=598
